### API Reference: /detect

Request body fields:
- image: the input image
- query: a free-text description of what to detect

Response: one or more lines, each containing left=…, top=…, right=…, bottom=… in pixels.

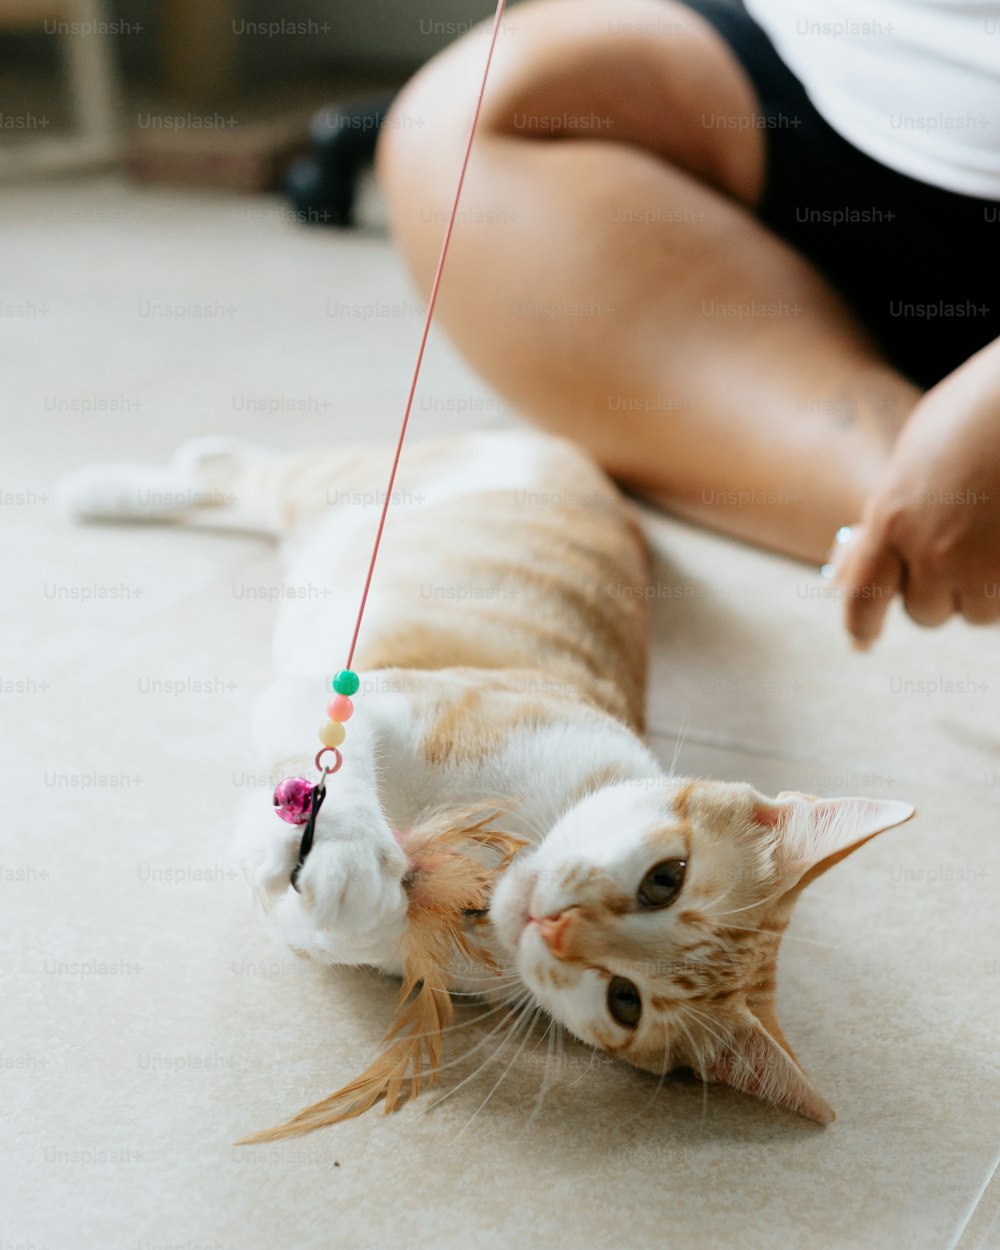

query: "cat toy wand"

left=272, top=0, right=512, bottom=889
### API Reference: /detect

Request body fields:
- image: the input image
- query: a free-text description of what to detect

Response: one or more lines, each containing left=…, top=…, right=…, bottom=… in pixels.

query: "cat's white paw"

left=296, top=829, right=408, bottom=936
left=59, top=435, right=276, bottom=524
left=57, top=462, right=195, bottom=521
left=234, top=786, right=409, bottom=967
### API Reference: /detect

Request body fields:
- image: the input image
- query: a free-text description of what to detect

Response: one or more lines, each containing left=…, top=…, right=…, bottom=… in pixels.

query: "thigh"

left=384, top=0, right=766, bottom=207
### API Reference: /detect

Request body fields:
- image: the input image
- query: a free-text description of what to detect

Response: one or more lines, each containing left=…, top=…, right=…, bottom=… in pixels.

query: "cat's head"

left=489, top=778, right=913, bottom=1123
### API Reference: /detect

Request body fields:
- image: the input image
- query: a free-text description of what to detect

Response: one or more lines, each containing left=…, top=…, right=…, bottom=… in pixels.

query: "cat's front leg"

left=293, top=779, right=408, bottom=946
left=236, top=763, right=408, bottom=971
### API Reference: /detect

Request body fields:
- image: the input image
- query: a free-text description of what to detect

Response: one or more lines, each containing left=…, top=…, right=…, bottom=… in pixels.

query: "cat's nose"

left=536, top=909, right=574, bottom=957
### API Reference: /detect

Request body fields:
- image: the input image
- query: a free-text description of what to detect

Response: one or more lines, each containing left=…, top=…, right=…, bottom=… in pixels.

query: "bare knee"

left=377, top=0, right=761, bottom=211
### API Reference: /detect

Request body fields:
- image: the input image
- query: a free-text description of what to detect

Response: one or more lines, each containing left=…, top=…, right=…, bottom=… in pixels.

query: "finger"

left=840, top=529, right=904, bottom=648
left=956, top=586, right=1000, bottom=625
left=901, top=567, right=956, bottom=629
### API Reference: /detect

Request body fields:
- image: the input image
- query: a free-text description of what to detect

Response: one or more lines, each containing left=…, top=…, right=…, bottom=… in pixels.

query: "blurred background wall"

left=0, top=0, right=531, bottom=186
left=1, top=0, right=524, bottom=89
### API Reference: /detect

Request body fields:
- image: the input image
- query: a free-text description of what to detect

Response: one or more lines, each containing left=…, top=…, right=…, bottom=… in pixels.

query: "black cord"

left=290, top=782, right=327, bottom=892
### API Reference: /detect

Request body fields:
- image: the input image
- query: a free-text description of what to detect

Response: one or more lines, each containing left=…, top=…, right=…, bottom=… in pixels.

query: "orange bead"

left=326, top=694, right=354, bottom=722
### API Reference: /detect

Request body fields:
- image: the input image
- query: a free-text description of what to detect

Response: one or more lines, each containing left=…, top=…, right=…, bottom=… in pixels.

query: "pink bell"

left=272, top=776, right=316, bottom=825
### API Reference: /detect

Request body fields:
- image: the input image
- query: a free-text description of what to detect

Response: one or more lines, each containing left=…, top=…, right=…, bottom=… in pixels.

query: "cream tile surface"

left=2, top=177, right=997, bottom=1250
left=641, top=513, right=1000, bottom=797
left=959, top=1170, right=1000, bottom=1250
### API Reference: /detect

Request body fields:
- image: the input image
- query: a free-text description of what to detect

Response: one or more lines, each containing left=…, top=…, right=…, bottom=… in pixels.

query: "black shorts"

left=677, top=0, right=1000, bottom=389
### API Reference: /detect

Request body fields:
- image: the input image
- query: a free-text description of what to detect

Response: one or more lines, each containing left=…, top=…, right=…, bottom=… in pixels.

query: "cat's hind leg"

left=58, top=435, right=282, bottom=532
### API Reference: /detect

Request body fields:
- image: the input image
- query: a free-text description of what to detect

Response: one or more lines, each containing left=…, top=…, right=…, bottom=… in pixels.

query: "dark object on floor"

left=285, top=91, right=397, bottom=228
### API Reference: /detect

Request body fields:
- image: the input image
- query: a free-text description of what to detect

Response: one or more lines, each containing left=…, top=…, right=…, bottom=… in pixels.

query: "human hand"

left=830, top=341, right=1000, bottom=647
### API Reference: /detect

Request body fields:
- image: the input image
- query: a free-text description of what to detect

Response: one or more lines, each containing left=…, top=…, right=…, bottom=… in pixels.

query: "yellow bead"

left=318, top=719, right=346, bottom=749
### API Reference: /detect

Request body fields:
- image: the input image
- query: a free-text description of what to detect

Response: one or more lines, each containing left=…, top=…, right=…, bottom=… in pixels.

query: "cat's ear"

left=702, top=1011, right=835, bottom=1124
left=753, top=793, right=914, bottom=890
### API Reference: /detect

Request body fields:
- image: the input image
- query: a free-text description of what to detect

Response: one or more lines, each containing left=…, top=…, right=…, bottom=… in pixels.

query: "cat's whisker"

left=447, top=986, right=525, bottom=1004
left=388, top=989, right=527, bottom=1044
left=682, top=1003, right=764, bottom=1092
left=708, top=881, right=789, bottom=919
left=430, top=998, right=537, bottom=1120
left=666, top=716, right=690, bottom=781
left=519, top=1014, right=557, bottom=1135
left=417, top=995, right=533, bottom=1092
left=672, top=1009, right=710, bottom=1122
left=563, top=1043, right=598, bottom=1089
left=694, top=884, right=737, bottom=915
left=680, top=1006, right=739, bottom=1080
left=449, top=969, right=522, bottom=985
left=685, top=1005, right=760, bottom=1095
left=526, top=1012, right=552, bottom=1058
left=627, top=1031, right=673, bottom=1130
left=720, top=922, right=840, bottom=949
left=642, top=1021, right=676, bottom=1117
left=447, top=978, right=522, bottom=999
left=442, top=982, right=523, bottom=1001
left=458, top=1005, right=543, bottom=1134
left=422, top=991, right=535, bottom=1099
left=447, top=974, right=523, bottom=994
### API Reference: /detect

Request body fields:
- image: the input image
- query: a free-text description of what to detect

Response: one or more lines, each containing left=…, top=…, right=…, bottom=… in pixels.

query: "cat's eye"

left=607, top=976, right=642, bottom=1029
left=637, top=858, right=687, bottom=909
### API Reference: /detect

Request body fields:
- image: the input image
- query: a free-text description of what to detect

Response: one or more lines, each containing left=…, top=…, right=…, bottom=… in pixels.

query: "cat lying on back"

left=62, top=427, right=913, bottom=1128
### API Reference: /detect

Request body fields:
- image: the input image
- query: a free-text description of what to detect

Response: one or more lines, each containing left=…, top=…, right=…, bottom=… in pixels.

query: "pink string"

left=345, top=0, right=510, bottom=671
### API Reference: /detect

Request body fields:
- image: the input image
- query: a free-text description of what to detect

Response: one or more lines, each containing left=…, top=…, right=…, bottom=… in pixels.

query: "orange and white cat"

left=61, top=428, right=913, bottom=1125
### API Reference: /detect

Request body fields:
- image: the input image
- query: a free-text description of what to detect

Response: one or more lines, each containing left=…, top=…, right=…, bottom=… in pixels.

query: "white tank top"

left=743, top=0, right=1000, bottom=199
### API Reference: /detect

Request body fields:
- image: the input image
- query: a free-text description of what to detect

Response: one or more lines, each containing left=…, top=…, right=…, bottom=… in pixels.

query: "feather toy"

left=240, top=809, right=526, bottom=1143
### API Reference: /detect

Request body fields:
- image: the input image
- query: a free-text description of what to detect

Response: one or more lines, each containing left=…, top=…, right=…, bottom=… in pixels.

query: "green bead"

left=332, top=669, right=360, bottom=696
